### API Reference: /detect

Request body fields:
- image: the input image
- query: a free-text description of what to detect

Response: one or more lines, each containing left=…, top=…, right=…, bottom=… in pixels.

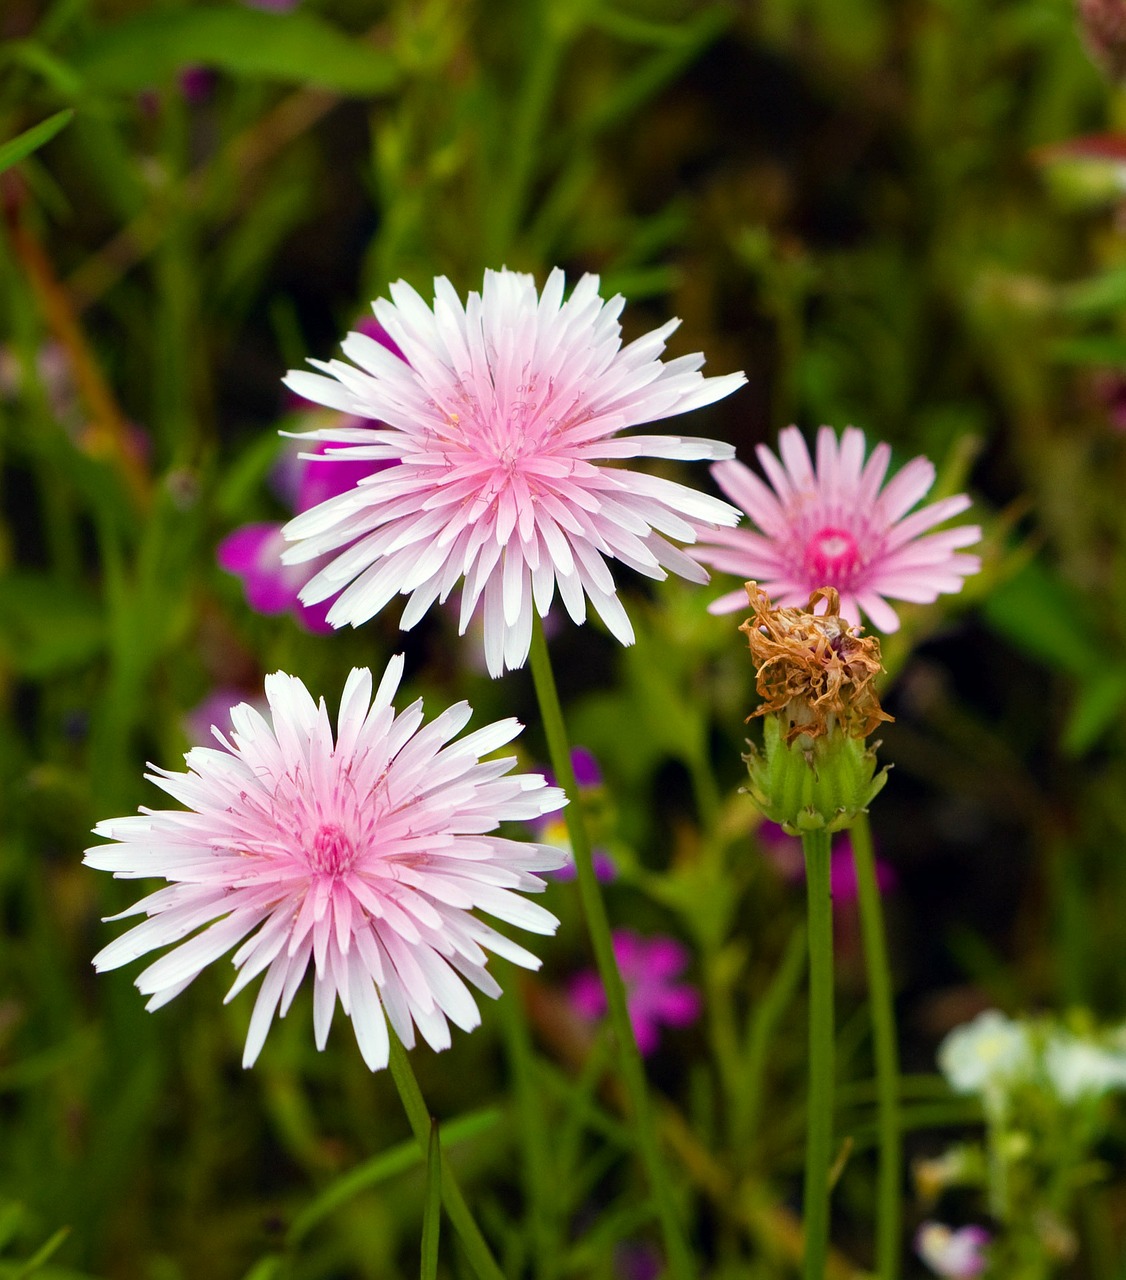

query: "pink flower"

left=692, top=425, right=981, bottom=632
left=85, top=659, right=568, bottom=1070
left=569, top=929, right=700, bottom=1055
left=915, top=1223, right=991, bottom=1279
left=281, top=268, right=745, bottom=676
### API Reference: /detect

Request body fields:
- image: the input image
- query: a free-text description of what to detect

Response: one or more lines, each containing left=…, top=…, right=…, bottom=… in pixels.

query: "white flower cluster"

left=938, top=1009, right=1126, bottom=1107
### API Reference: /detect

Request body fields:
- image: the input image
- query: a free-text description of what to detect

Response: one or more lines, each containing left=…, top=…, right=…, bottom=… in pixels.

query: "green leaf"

left=0, top=110, right=73, bottom=176
left=1059, top=266, right=1126, bottom=317
left=980, top=556, right=1107, bottom=678
left=421, top=1120, right=442, bottom=1280
left=1049, top=334, right=1126, bottom=367
left=1062, top=668, right=1126, bottom=756
left=12, top=1227, right=69, bottom=1279
left=0, top=575, right=104, bottom=677
left=75, top=10, right=400, bottom=95
left=286, top=1108, right=500, bottom=1246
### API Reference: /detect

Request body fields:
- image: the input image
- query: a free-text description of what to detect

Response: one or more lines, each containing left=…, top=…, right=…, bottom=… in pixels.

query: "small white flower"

left=1044, top=1032, right=1126, bottom=1102
left=938, top=1010, right=1034, bottom=1097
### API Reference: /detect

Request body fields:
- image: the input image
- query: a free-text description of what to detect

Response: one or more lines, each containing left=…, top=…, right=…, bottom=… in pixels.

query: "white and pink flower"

left=86, top=659, right=568, bottom=1070
left=281, top=268, right=745, bottom=676
left=692, top=425, right=981, bottom=632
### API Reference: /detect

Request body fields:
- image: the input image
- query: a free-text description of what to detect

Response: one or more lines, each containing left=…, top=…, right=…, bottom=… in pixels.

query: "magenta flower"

left=219, top=317, right=399, bottom=632
left=281, top=268, right=745, bottom=676
left=569, top=929, right=700, bottom=1055
left=759, top=826, right=897, bottom=909
left=85, top=659, right=568, bottom=1070
left=829, top=839, right=897, bottom=902
left=218, top=442, right=382, bottom=633
left=915, top=1223, right=991, bottom=1279
left=692, top=425, right=981, bottom=632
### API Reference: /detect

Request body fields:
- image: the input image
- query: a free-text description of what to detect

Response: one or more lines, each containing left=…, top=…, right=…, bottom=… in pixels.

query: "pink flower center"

left=803, top=525, right=861, bottom=584
left=308, top=823, right=356, bottom=876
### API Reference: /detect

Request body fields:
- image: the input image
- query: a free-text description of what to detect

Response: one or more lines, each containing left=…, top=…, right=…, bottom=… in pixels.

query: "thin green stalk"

left=527, top=619, right=693, bottom=1280
left=497, top=981, right=557, bottom=1279
left=802, top=828, right=834, bottom=1280
left=850, top=809, right=901, bottom=1280
left=387, top=1037, right=506, bottom=1280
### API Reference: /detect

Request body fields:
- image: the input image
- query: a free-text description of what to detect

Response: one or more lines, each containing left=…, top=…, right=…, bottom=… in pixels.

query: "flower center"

left=803, top=525, right=861, bottom=584
left=308, top=823, right=356, bottom=876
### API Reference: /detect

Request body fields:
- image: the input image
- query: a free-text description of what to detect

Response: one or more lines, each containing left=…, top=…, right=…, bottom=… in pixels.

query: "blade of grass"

left=0, top=110, right=74, bottom=175
left=421, top=1119, right=442, bottom=1280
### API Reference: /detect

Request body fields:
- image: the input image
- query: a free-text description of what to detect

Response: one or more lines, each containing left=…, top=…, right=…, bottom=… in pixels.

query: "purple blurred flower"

left=758, top=825, right=897, bottom=903
left=534, top=747, right=617, bottom=882
left=178, top=66, right=216, bottom=104
left=1092, top=370, right=1126, bottom=433
left=569, top=930, right=700, bottom=1055
left=218, top=320, right=401, bottom=631
left=614, top=1242, right=663, bottom=1280
left=243, top=0, right=300, bottom=9
left=915, top=1223, right=991, bottom=1279
left=183, top=687, right=265, bottom=745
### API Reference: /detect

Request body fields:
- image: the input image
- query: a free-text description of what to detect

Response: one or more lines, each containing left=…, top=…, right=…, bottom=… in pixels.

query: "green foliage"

left=2, top=0, right=1126, bottom=1277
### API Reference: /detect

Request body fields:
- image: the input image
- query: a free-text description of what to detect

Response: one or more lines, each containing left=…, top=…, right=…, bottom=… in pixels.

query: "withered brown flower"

left=739, top=582, right=892, bottom=744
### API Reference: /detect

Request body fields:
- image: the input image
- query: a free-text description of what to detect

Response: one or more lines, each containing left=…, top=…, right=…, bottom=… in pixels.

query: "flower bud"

left=739, top=583, right=890, bottom=833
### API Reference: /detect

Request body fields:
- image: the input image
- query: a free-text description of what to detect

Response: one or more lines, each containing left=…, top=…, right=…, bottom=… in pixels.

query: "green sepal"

left=743, top=713, right=888, bottom=834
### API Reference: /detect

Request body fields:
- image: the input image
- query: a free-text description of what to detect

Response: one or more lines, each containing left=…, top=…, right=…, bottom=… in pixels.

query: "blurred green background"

left=4, top=0, right=1126, bottom=1276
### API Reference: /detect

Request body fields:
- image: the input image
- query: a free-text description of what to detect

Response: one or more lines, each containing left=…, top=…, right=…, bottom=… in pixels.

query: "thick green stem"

left=387, top=1037, right=506, bottom=1280
left=802, top=828, right=834, bottom=1280
left=527, top=619, right=693, bottom=1280
left=850, top=809, right=901, bottom=1280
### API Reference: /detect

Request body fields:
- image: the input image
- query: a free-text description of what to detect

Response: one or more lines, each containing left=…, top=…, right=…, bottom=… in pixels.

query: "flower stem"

left=527, top=619, right=693, bottom=1280
left=802, top=827, right=834, bottom=1280
left=850, top=809, right=901, bottom=1280
left=387, top=1036, right=506, bottom=1280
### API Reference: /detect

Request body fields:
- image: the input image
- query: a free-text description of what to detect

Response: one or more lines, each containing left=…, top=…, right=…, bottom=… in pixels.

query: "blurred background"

left=3, top=0, right=1126, bottom=1276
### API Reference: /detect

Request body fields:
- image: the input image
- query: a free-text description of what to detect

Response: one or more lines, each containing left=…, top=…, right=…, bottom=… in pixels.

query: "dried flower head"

left=739, top=582, right=891, bottom=744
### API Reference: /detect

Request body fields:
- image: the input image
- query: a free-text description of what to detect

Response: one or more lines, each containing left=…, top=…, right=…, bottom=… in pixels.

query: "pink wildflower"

left=85, top=659, right=568, bottom=1071
left=692, top=425, right=981, bottom=632
left=915, top=1223, right=991, bottom=1279
left=569, top=929, right=700, bottom=1055
left=281, top=268, right=745, bottom=676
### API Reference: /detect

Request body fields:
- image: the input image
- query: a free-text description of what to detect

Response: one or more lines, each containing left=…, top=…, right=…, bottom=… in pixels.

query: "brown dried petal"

left=738, top=582, right=892, bottom=743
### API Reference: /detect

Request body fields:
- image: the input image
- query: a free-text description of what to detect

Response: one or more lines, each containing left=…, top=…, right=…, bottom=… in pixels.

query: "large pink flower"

left=692, top=426, right=981, bottom=632
left=85, top=659, right=568, bottom=1070
left=281, top=268, right=745, bottom=676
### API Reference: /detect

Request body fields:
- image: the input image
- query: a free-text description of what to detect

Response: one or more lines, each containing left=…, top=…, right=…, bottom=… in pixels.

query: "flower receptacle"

left=744, top=713, right=889, bottom=833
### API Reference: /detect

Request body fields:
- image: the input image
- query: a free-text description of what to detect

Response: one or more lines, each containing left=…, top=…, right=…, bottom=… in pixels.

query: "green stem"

left=497, top=981, right=557, bottom=1279
left=802, top=828, right=834, bottom=1280
left=850, top=809, right=901, bottom=1280
left=527, top=619, right=693, bottom=1280
left=387, top=1037, right=506, bottom=1280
